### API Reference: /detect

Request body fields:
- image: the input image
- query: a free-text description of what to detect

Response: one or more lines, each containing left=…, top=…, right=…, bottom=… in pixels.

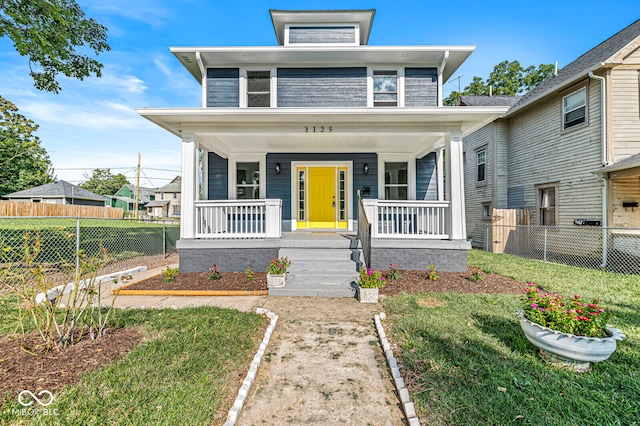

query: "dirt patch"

left=121, top=267, right=526, bottom=296
left=0, top=328, right=143, bottom=408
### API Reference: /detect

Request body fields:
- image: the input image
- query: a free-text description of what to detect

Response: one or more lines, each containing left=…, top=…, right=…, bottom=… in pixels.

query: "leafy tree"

left=0, top=95, right=54, bottom=196
left=79, top=169, right=130, bottom=196
left=0, top=0, right=110, bottom=93
left=444, top=60, right=554, bottom=105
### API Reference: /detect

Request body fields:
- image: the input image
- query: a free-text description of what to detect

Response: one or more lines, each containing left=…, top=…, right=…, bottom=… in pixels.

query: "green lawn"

left=385, top=250, right=640, bottom=425
left=0, top=304, right=266, bottom=425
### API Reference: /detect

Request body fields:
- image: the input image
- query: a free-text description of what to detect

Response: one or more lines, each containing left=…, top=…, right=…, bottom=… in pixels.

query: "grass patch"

left=385, top=250, right=640, bottom=425
left=0, top=303, right=266, bottom=425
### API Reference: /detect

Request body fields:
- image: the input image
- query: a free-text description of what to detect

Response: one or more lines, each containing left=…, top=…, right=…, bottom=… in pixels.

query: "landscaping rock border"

left=224, top=307, right=278, bottom=426
left=375, top=312, right=421, bottom=425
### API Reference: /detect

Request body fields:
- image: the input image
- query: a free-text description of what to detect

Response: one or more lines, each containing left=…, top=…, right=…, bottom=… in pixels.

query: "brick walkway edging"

left=376, top=312, right=421, bottom=426
left=224, top=308, right=278, bottom=426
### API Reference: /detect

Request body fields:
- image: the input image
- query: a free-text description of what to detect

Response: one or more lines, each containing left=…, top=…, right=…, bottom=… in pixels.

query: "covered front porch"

left=137, top=107, right=506, bottom=272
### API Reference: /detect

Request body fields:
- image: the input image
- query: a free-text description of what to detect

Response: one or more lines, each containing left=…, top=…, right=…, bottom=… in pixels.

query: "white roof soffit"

left=270, top=9, right=376, bottom=46
left=170, top=46, right=474, bottom=84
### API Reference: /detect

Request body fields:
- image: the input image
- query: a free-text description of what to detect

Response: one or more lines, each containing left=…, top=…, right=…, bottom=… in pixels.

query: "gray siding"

left=289, top=26, right=356, bottom=44
left=611, top=66, right=640, bottom=161
left=206, top=68, right=239, bottom=107
left=277, top=68, right=367, bottom=107
left=207, top=152, right=228, bottom=200
left=266, top=153, right=378, bottom=231
left=507, top=186, right=526, bottom=208
left=416, top=153, right=437, bottom=200
left=405, top=68, right=438, bottom=107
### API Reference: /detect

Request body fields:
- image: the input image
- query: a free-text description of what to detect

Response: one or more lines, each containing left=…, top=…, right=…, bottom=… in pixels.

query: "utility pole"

left=134, top=153, right=141, bottom=219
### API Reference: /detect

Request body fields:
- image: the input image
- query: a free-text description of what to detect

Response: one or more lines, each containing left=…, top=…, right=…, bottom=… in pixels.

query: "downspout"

left=588, top=70, right=608, bottom=268
left=438, top=51, right=449, bottom=106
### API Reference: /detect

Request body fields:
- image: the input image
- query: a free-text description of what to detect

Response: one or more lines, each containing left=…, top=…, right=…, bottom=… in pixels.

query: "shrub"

left=357, top=267, right=386, bottom=288
left=208, top=265, right=221, bottom=281
left=245, top=266, right=254, bottom=281
left=469, top=266, right=484, bottom=282
left=163, top=267, right=179, bottom=283
left=266, top=257, right=291, bottom=275
left=386, top=264, right=402, bottom=281
left=426, top=263, right=439, bottom=281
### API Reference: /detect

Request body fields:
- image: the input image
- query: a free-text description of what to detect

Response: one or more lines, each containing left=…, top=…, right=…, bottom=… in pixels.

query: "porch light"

left=363, top=163, right=369, bottom=174
left=275, top=163, right=281, bottom=174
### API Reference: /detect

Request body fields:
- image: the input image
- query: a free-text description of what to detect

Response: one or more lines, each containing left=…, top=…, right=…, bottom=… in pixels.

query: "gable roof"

left=157, top=176, right=181, bottom=193
left=3, top=180, right=104, bottom=201
left=507, top=18, right=640, bottom=116
left=459, top=95, right=521, bottom=107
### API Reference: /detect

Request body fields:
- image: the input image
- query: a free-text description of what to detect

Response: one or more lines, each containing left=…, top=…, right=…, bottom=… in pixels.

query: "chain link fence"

left=485, top=224, right=640, bottom=274
left=0, top=217, right=180, bottom=285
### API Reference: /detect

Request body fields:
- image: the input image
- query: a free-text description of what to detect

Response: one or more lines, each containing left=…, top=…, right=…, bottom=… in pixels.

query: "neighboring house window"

left=173, top=192, right=177, bottom=199
left=563, top=87, right=586, bottom=129
left=374, top=71, right=397, bottom=107
left=539, top=186, right=557, bottom=226
left=236, top=162, right=260, bottom=199
left=160, top=193, right=164, bottom=200
left=482, top=203, right=491, bottom=220
left=384, top=162, right=408, bottom=200
left=476, top=149, right=486, bottom=183
left=247, top=71, right=270, bottom=107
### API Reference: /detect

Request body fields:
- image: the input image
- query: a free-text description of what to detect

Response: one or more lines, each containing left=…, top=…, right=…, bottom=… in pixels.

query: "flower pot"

left=358, top=286, right=379, bottom=303
left=519, top=315, right=626, bottom=372
left=267, top=273, right=286, bottom=288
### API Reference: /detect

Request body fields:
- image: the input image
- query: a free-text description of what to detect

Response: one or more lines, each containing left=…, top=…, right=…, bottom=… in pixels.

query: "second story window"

left=247, top=71, right=270, bottom=107
left=374, top=71, right=397, bottom=107
left=563, top=87, right=586, bottom=130
left=476, top=149, right=486, bottom=183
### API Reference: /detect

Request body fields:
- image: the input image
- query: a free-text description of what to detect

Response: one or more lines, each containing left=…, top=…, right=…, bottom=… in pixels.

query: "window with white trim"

left=482, top=203, right=491, bottom=220
left=374, top=71, right=398, bottom=107
left=563, top=87, right=586, bottom=129
left=384, top=162, right=408, bottom=200
left=539, top=186, right=557, bottom=226
left=247, top=71, right=270, bottom=107
left=236, top=162, right=260, bottom=199
left=476, top=149, right=486, bottom=183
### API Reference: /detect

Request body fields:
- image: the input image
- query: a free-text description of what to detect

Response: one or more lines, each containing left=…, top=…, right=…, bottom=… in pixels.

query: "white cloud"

left=84, top=1, right=171, bottom=28
left=154, top=58, right=172, bottom=77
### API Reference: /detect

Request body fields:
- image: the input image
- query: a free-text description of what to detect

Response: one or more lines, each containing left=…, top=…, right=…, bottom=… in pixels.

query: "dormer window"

left=286, top=25, right=358, bottom=46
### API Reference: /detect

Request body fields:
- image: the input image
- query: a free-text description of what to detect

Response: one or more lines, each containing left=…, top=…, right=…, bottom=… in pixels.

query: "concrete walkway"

left=102, top=266, right=406, bottom=425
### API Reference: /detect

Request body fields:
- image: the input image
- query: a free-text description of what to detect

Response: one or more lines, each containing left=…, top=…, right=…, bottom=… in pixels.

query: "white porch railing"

left=362, top=199, right=450, bottom=239
left=195, top=199, right=282, bottom=238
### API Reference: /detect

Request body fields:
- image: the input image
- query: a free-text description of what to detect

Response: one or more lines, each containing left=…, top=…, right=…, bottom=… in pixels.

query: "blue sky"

left=0, top=1, right=637, bottom=188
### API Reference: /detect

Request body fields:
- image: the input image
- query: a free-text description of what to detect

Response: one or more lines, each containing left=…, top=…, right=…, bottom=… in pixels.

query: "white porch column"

left=180, top=133, right=199, bottom=239
left=445, top=131, right=467, bottom=240
left=436, top=148, right=444, bottom=201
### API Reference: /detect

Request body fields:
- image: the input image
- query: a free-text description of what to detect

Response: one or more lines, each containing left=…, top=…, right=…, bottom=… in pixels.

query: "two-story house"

left=463, top=19, right=640, bottom=264
left=106, top=184, right=155, bottom=215
left=138, top=9, right=507, bottom=275
left=146, top=176, right=181, bottom=218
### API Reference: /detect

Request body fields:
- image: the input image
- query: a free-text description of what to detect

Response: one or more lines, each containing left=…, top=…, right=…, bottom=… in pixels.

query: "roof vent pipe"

left=555, top=61, right=558, bottom=76
left=489, top=85, right=492, bottom=96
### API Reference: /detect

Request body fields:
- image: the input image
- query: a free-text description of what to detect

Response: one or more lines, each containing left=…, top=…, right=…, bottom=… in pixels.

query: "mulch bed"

left=121, top=268, right=526, bottom=296
left=0, top=328, right=143, bottom=408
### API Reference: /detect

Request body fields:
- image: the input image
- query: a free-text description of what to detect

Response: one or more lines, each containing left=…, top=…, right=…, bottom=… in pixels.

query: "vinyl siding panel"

left=622, top=46, right=640, bottom=64
left=207, top=152, right=228, bottom=200
left=611, top=67, right=640, bottom=161
left=507, top=81, right=603, bottom=226
left=463, top=123, right=495, bottom=247
left=266, top=153, right=377, bottom=231
left=288, top=26, right=356, bottom=44
left=206, top=68, right=239, bottom=107
left=404, top=68, right=438, bottom=107
left=277, top=68, right=367, bottom=107
left=494, top=120, right=510, bottom=208
left=611, top=176, right=640, bottom=227
left=416, top=153, right=437, bottom=200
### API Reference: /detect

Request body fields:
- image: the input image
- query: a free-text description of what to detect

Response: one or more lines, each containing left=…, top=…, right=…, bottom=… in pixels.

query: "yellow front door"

left=308, top=167, right=336, bottom=228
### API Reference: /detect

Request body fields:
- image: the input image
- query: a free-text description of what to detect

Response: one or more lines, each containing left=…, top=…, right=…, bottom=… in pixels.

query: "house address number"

left=304, top=126, right=332, bottom=133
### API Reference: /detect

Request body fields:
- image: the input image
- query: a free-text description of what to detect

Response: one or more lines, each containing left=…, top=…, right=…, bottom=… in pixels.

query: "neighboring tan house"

left=3, top=180, right=105, bottom=206
left=106, top=184, right=155, bottom=215
left=137, top=9, right=507, bottom=274
left=146, top=176, right=181, bottom=218
left=463, top=19, right=640, bottom=257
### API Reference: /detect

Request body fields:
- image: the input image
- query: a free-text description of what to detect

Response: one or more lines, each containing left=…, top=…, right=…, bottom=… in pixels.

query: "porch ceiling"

left=136, top=107, right=508, bottom=157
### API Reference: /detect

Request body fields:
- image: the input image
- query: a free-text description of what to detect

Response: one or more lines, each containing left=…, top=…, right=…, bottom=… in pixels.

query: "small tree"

left=79, top=168, right=130, bottom=196
left=0, top=96, right=54, bottom=196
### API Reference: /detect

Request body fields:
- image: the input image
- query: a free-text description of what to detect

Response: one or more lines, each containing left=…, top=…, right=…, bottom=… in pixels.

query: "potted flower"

left=356, top=267, right=386, bottom=303
left=266, top=257, right=291, bottom=288
left=519, top=283, right=626, bottom=371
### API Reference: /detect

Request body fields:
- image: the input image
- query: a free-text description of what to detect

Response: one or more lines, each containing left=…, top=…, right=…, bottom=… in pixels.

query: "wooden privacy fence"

left=492, top=208, right=532, bottom=253
left=0, top=201, right=123, bottom=219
